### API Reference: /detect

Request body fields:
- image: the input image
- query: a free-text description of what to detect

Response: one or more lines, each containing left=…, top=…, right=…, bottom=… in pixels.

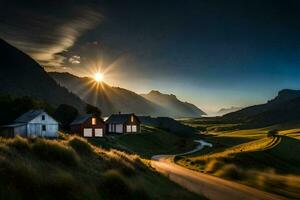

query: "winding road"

left=151, top=140, right=287, bottom=200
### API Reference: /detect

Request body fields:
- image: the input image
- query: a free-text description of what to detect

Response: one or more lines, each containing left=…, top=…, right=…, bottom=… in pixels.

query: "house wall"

left=107, top=115, right=141, bottom=134
left=14, top=125, right=27, bottom=137
left=124, top=115, right=141, bottom=133
left=27, top=112, right=58, bottom=137
left=71, top=117, right=106, bottom=137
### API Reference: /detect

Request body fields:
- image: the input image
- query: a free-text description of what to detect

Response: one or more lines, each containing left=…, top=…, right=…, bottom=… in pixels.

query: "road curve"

left=151, top=143, right=287, bottom=200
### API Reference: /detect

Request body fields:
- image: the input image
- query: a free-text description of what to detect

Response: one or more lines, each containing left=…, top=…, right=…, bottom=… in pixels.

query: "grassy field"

left=89, top=125, right=199, bottom=158
left=175, top=120, right=300, bottom=199
left=0, top=134, right=204, bottom=200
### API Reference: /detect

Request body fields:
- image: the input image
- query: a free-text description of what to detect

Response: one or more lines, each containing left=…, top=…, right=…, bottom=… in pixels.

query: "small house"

left=1, top=110, right=58, bottom=138
left=70, top=114, right=105, bottom=137
left=106, top=113, right=141, bottom=134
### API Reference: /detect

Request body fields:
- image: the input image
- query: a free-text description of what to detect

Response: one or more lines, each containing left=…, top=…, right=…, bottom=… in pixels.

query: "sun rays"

left=94, top=72, right=104, bottom=82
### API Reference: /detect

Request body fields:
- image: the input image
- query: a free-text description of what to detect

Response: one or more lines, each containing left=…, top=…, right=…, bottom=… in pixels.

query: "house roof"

left=105, top=113, right=140, bottom=124
left=71, top=114, right=94, bottom=125
left=14, top=109, right=45, bottom=123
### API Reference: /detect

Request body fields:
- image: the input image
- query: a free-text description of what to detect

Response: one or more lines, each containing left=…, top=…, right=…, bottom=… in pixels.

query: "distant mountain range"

left=0, top=39, right=86, bottom=112
left=141, top=90, right=206, bottom=117
left=222, top=89, right=300, bottom=127
left=50, top=72, right=206, bottom=118
left=217, top=106, right=242, bottom=116
left=0, top=38, right=205, bottom=118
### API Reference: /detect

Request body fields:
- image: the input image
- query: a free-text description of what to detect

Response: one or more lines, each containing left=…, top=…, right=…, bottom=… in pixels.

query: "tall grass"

left=68, top=136, right=93, bottom=155
left=0, top=135, right=201, bottom=200
left=31, top=138, right=80, bottom=166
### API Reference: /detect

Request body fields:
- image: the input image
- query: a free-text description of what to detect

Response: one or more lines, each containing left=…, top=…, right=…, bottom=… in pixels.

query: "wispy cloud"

left=0, top=1, right=102, bottom=69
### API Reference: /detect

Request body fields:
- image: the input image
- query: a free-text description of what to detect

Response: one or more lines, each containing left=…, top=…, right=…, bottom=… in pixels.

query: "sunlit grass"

left=176, top=128, right=300, bottom=199
left=0, top=135, right=202, bottom=200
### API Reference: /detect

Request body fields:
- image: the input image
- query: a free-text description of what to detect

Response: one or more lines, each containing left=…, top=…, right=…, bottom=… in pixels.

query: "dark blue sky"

left=1, top=0, right=300, bottom=112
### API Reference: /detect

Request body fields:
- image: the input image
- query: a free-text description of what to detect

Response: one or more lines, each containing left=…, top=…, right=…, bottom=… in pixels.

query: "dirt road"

left=151, top=141, right=287, bottom=200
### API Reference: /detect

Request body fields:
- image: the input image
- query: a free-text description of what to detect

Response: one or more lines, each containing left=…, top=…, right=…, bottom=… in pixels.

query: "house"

left=70, top=114, right=105, bottom=137
left=106, top=113, right=141, bottom=134
left=1, top=110, right=58, bottom=138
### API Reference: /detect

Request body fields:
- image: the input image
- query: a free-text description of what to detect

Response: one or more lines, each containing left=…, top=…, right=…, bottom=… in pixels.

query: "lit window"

left=126, top=125, right=132, bottom=132
left=131, top=115, right=134, bottom=122
left=132, top=125, right=137, bottom=132
left=92, top=118, right=96, bottom=125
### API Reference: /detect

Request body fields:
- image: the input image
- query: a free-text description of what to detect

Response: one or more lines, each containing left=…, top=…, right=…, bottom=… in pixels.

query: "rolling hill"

left=0, top=135, right=202, bottom=200
left=50, top=72, right=205, bottom=118
left=221, top=89, right=300, bottom=127
left=141, top=90, right=206, bottom=118
left=0, top=39, right=86, bottom=112
left=174, top=123, right=300, bottom=199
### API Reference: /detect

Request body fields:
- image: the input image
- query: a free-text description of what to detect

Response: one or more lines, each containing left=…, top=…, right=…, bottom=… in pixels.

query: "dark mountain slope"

left=0, top=39, right=86, bottom=111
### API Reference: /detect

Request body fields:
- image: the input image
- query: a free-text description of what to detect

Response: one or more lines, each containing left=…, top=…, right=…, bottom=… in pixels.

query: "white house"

left=2, top=110, right=58, bottom=138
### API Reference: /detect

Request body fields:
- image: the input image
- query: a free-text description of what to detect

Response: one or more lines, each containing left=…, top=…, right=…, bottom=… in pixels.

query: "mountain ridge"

left=221, top=89, right=300, bottom=127
left=141, top=90, right=206, bottom=117
left=50, top=72, right=205, bottom=118
left=0, top=39, right=86, bottom=112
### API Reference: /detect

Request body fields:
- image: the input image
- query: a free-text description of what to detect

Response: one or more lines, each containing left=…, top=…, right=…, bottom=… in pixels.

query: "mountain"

left=0, top=39, right=86, bottom=111
left=141, top=90, right=206, bottom=118
left=49, top=72, right=205, bottom=118
left=49, top=72, right=166, bottom=116
left=217, top=106, right=242, bottom=116
left=222, top=89, right=300, bottom=127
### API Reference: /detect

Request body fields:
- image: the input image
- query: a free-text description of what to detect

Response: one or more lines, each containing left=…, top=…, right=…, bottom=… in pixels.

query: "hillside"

left=138, top=116, right=196, bottom=136
left=221, top=89, right=300, bottom=127
left=0, top=39, right=86, bottom=112
left=50, top=72, right=205, bottom=118
left=0, top=135, right=202, bottom=200
left=141, top=90, right=206, bottom=118
left=175, top=127, right=300, bottom=199
left=90, top=125, right=198, bottom=158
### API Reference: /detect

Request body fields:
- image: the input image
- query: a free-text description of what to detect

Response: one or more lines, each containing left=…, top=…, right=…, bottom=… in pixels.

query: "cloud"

left=69, top=55, right=81, bottom=64
left=0, top=1, right=102, bottom=69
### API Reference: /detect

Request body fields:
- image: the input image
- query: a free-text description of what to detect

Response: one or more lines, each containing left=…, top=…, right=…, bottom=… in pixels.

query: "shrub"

left=68, top=137, right=93, bottom=155
left=215, top=164, right=243, bottom=180
left=31, top=139, right=80, bottom=166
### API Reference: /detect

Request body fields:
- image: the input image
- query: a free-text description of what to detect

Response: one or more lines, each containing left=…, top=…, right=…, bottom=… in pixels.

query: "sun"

left=94, top=72, right=104, bottom=82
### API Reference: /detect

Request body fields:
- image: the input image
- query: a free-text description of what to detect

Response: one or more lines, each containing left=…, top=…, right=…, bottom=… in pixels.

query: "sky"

left=1, top=0, right=300, bottom=113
